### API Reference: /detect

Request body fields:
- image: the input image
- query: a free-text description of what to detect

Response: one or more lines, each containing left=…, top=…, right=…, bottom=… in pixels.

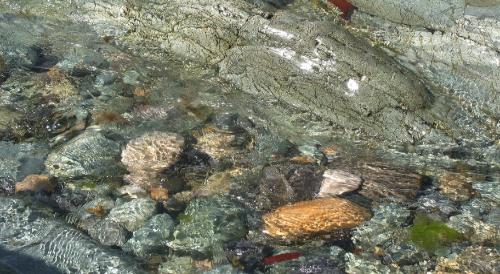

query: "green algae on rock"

left=408, top=214, right=464, bottom=253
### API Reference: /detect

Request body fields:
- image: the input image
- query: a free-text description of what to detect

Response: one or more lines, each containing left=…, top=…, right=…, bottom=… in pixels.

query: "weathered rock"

left=0, top=196, right=144, bottom=274
left=435, top=246, right=500, bottom=274
left=193, top=168, right=244, bottom=197
left=0, top=141, right=48, bottom=193
left=352, top=203, right=410, bottom=251
left=318, top=169, right=361, bottom=197
left=87, top=219, right=128, bottom=247
left=15, top=174, right=54, bottom=194
left=348, top=0, right=465, bottom=30
left=45, top=130, right=122, bottom=178
left=168, top=196, right=247, bottom=256
left=350, top=8, right=500, bottom=142
left=123, top=213, right=175, bottom=258
left=257, top=164, right=323, bottom=210
left=107, top=198, right=156, bottom=232
left=263, top=198, right=370, bottom=239
left=351, top=162, right=424, bottom=202
left=158, top=256, right=196, bottom=274
left=121, top=131, right=184, bottom=188
left=438, top=172, right=474, bottom=201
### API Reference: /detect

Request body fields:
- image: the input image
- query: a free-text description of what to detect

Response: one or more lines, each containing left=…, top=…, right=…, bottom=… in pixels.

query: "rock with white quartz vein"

left=318, top=169, right=362, bottom=197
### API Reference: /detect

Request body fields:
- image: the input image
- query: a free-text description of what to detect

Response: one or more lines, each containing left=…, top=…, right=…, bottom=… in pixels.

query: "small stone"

left=318, top=169, right=362, bottom=197
left=263, top=198, right=371, bottom=239
left=15, top=174, right=54, bottom=193
left=121, top=131, right=184, bottom=188
left=193, top=168, right=243, bottom=197
left=168, top=196, right=247, bottom=256
left=117, top=184, right=148, bottom=199
left=123, top=214, right=175, bottom=258
left=150, top=186, right=169, bottom=201
left=193, top=125, right=248, bottom=161
left=438, top=172, right=473, bottom=201
left=107, top=198, right=156, bottom=232
left=87, top=219, right=128, bottom=247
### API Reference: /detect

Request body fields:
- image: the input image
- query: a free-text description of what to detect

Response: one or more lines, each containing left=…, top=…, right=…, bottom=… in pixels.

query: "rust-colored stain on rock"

left=263, top=198, right=370, bottom=239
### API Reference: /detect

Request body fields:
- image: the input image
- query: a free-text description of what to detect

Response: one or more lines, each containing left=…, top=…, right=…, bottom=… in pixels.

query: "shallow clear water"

left=0, top=1, right=499, bottom=274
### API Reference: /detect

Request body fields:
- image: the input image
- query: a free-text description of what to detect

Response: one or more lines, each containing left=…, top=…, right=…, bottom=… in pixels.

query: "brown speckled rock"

left=263, top=198, right=371, bottom=239
left=15, top=174, right=54, bottom=193
left=438, top=172, right=473, bottom=201
left=121, top=131, right=184, bottom=188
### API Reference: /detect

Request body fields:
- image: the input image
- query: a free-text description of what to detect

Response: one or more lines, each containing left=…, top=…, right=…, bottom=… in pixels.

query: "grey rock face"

left=106, top=198, right=156, bottom=232
left=0, top=13, right=49, bottom=69
left=0, top=197, right=144, bottom=274
left=123, top=213, right=175, bottom=258
left=168, top=196, right=247, bottom=256
left=87, top=219, right=128, bottom=247
left=351, top=10, right=500, bottom=141
left=348, top=0, right=465, bottom=30
left=45, top=130, right=122, bottom=178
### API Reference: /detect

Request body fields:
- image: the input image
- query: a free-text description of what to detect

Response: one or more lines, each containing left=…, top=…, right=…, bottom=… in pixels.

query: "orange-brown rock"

left=263, top=198, right=371, bottom=239
left=15, top=174, right=54, bottom=193
left=150, top=186, right=169, bottom=201
left=438, top=172, right=473, bottom=201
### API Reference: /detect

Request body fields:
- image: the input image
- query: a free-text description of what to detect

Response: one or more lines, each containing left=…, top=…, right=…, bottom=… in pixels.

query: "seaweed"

left=408, top=213, right=464, bottom=253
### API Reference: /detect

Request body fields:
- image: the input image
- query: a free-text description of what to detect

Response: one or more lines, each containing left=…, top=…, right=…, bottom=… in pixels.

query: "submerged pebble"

left=107, top=198, right=156, bottom=232
left=263, top=198, right=371, bottom=239
left=318, top=169, right=362, bottom=197
left=168, top=196, right=248, bottom=256
left=123, top=213, right=175, bottom=258
left=121, top=131, right=184, bottom=188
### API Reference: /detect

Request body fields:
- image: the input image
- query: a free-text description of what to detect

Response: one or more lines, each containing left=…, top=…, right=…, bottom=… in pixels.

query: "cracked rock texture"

left=1, top=0, right=498, bottom=147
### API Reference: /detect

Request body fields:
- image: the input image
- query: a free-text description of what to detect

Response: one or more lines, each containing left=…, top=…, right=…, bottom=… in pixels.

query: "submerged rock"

left=438, top=172, right=474, bottom=201
left=121, top=131, right=184, bottom=188
left=168, top=196, right=248, bottom=257
left=106, top=198, right=156, bottom=232
left=435, top=246, right=500, bottom=274
left=15, top=174, right=54, bottom=194
left=45, top=130, right=122, bottom=179
left=123, top=213, right=175, bottom=258
left=263, top=198, right=371, bottom=239
left=87, top=219, right=128, bottom=247
left=353, top=162, right=424, bottom=202
left=0, top=197, right=144, bottom=274
left=317, top=169, right=362, bottom=197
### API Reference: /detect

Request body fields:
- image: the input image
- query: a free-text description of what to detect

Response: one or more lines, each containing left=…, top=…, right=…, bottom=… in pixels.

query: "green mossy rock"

left=408, top=214, right=464, bottom=253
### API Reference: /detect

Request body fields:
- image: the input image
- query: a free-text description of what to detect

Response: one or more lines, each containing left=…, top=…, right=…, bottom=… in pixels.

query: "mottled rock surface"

left=45, top=130, right=122, bottom=178
left=123, top=213, right=175, bottom=258
left=318, top=169, right=361, bottom=197
left=263, top=198, right=371, bottom=239
left=121, top=131, right=184, bottom=188
left=0, top=197, right=144, bottom=274
left=168, top=196, right=247, bottom=256
left=107, top=198, right=156, bottom=232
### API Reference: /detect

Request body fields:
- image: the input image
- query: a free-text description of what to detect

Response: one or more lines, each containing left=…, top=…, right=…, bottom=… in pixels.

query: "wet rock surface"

left=0, top=196, right=144, bottom=274
left=123, top=213, right=175, bottom=258
left=168, top=196, right=248, bottom=257
left=0, top=0, right=498, bottom=273
left=263, top=198, right=371, bottom=239
left=45, top=130, right=123, bottom=179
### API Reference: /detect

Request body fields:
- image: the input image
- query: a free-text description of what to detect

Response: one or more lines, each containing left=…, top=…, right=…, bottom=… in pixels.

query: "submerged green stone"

left=408, top=214, right=464, bottom=253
